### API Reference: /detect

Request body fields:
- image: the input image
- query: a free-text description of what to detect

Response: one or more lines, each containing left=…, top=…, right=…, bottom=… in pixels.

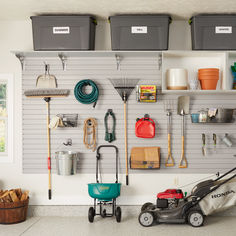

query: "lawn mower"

left=139, top=167, right=236, bottom=227
left=88, top=145, right=121, bottom=223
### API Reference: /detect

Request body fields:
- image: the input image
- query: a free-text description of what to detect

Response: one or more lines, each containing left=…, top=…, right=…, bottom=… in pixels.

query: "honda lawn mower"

left=88, top=145, right=121, bottom=223
left=139, top=167, right=236, bottom=227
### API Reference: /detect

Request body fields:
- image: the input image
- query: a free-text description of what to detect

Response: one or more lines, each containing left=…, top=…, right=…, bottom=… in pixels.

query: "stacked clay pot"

left=198, top=68, right=219, bottom=90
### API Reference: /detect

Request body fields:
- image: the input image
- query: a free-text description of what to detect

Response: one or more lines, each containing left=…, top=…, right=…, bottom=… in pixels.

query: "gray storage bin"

left=31, top=15, right=96, bottom=51
left=190, top=14, right=236, bottom=50
left=109, top=15, right=171, bottom=50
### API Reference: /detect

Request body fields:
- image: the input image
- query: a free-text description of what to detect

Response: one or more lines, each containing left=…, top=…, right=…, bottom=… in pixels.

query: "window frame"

left=0, top=74, right=14, bottom=163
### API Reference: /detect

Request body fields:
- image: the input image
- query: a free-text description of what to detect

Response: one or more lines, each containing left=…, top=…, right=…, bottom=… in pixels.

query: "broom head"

left=24, top=89, right=70, bottom=98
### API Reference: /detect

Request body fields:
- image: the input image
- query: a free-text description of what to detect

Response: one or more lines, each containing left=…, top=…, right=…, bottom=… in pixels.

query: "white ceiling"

left=1, top=0, right=236, bottom=20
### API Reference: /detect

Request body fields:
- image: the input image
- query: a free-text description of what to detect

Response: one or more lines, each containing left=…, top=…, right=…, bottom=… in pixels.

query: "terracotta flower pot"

left=198, top=68, right=219, bottom=90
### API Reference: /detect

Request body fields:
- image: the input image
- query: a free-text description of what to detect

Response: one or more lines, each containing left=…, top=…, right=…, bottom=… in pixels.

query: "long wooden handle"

left=179, top=136, right=187, bottom=168
left=165, top=133, right=174, bottom=167
left=124, top=102, right=128, bottom=185
left=46, top=101, right=52, bottom=199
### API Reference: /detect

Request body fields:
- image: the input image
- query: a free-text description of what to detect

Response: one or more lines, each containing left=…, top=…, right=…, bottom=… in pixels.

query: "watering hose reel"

left=74, top=79, right=99, bottom=108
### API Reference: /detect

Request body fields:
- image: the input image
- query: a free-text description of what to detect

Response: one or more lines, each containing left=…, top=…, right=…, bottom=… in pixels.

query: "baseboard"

left=28, top=205, right=236, bottom=217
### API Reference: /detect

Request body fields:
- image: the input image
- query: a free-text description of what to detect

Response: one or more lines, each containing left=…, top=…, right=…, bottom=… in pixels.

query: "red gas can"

left=135, top=114, right=155, bottom=138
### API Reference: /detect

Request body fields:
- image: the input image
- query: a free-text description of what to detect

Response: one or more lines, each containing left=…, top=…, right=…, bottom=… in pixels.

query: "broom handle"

left=46, top=101, right=52, bottom=199
left=124, top=102, right=128, bottom=185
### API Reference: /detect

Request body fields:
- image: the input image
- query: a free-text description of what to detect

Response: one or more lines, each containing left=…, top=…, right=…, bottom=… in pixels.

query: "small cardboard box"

left=130, top=147, right=160, bottom=169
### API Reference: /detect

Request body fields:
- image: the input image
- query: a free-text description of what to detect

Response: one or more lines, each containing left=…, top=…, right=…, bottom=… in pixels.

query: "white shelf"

left=162, top=51, right=228, bottom=92
left=162, top=90, right=236, bottom=95
left=12, top=50, right=161, bottom=58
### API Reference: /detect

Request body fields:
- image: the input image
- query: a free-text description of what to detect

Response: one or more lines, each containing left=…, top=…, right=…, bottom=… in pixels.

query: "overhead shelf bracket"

left=15, top=53, right=25, bottom=71
left=115, top=54, right=122, bottom=71
left=58, top=53, right=67, bottom=71
left=158, top=53, right=162, bottom=70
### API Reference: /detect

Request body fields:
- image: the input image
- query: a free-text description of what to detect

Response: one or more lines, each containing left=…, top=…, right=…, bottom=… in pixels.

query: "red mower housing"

left=157, top=189, right=184, bottom=199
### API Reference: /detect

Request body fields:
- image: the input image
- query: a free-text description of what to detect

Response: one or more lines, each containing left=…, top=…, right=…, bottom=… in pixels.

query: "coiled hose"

left=74, top=80, right=99, bottom=108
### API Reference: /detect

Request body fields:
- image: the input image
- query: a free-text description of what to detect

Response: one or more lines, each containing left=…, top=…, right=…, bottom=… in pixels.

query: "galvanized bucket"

left=55, top=151, right=79, bottom=176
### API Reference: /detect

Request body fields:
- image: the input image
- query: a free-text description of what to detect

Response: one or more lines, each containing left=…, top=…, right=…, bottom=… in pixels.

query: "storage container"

left=55, top=151, right=79, bottom=175
left=31, top=15, right=96, bottom=51
left=190, top=14, right=236, bottom=50
left=109, top=15, right=171, bottom=50
left=0, top=198, right=29, bottom=224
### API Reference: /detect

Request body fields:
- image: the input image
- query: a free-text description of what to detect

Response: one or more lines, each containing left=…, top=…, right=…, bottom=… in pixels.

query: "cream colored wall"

left=0, top=19, right=210, bottom=205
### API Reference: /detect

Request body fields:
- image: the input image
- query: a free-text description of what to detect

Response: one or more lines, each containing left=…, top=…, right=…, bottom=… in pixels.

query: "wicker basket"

left=0, top=198, right=29, bottom=224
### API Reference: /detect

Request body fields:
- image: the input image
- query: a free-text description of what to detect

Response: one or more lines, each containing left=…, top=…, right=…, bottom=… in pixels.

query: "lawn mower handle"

left=215, top=167, right=236, bottom=182
left=193, top=166, right=236, bottom=205
left=96, top=145, right=119, bottom=184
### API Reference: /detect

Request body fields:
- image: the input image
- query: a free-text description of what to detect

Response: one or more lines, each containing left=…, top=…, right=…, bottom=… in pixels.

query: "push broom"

left=109, top=78, right=139, bottom=185
left=24, top=89, right=70, bottom=199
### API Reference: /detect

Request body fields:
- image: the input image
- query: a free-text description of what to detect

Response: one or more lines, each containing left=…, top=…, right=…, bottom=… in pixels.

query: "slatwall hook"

left=158, top=53, right=162, bottom=70
left=58, top=53, right=67, bottom=71
left=115, top=54, right=122, bottom=71
left=15, top=53, right=25, bottom=71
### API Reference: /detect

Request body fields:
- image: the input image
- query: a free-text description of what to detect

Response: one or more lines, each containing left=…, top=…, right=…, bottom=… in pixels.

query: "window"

left=0, top=74, right=13, bottom=163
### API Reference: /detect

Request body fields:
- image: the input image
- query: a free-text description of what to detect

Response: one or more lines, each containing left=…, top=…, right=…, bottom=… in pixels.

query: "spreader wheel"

left=88, top=207, right=95, bottom=223
left=101, top=209, right=107, bottom=218
left=138, top=211, right=155, bottom=227
left=188, top=210, right=204, bottom=227
left=115, top=206, right=122, bottom=222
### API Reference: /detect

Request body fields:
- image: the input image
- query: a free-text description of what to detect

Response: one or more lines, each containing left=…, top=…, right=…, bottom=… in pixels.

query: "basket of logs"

left=0, top=189, right=29, bottom=224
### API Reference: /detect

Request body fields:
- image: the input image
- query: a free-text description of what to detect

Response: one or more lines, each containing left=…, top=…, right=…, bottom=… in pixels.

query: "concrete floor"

left=0, top=216, right=236, bottom=236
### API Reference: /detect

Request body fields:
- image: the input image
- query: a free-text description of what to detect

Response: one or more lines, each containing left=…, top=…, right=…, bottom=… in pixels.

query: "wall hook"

left=58, top=53, right=67, bottom=71
left=115, top=54, right=122, bottom=71
left=63, top=138, right=72, bottom=146
left=158, top=53, right=162, bottom=70
left=15, top=53, right=25, bottom=71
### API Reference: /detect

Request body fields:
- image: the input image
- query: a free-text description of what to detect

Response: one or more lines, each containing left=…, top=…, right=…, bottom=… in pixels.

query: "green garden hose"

left=74, top=80, right=99, bottom=108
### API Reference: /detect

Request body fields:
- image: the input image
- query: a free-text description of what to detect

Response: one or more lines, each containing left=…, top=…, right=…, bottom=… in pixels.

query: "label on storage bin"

left=53, top=27, right=70, bottom=34
left=215, top=26, right=232, bottom=34
left=131, top=26, right=147, bottom=34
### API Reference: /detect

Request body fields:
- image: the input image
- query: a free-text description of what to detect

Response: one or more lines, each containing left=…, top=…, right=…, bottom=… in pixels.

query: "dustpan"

left=36, top=64, right=57, bottom=88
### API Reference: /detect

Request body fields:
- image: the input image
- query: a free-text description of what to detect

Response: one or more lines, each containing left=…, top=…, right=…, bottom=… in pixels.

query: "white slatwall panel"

left=22, top=56, right=236, bottom=174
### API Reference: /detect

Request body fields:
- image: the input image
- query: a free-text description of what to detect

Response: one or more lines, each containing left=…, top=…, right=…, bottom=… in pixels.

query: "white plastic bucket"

left=166, top=68, right=188, bottom=90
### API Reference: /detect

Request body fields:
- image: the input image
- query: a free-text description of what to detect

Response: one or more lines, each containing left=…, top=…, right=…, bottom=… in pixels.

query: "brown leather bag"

left=130, top=147, right=160, bottom=169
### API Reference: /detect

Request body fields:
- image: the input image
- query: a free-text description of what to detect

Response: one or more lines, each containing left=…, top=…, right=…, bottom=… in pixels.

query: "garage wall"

left=0, top=19, right=235, bottom=206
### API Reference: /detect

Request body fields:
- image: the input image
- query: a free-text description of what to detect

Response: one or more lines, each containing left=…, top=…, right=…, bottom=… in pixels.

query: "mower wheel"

left=115, top=207, right=122, bottom=222
left=188, top=210, right=204, bottom=227
left=88, top=207, right=95, bottom=223
left=141, top=202, right=154, bottom=211
left=138, top=211, right=155, bottom=227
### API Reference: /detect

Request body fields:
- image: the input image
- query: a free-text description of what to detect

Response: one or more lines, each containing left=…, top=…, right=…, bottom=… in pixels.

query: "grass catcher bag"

left=199, top=179, right=236, bottom=215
